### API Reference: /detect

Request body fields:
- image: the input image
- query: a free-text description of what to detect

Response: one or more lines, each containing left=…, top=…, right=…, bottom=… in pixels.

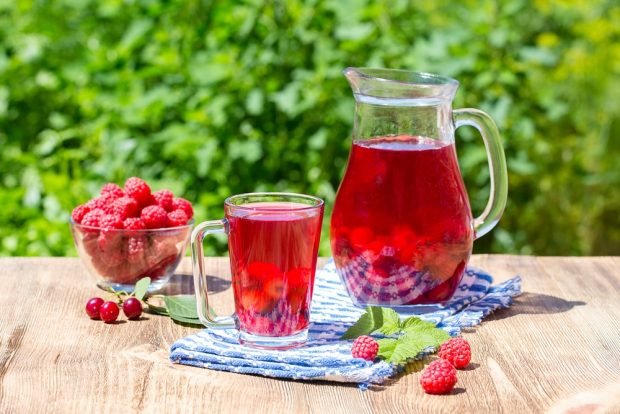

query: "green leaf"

left=132, top=277, right=151, bottom=301
left=145, top=303, right=169, bottom=316
left=164, top=295, right=199, bottom=319
left=341, top=306, right=382, bottom=339
left=342, top=306, right=403, bottom=339
left=375, top=307, right=401, bottom=335
left=376, top=338, right=398, bottom=359
left=387, top=335, right=429, bottom=365
left=400, top=316, right=439, bottom=332
left=410, top=326, right=451, bottom=347
left=341, top=311, right=377, bottom=339
left=383, top=329, right=451, bottom=366
left=168, top=313, right=203, bottom=327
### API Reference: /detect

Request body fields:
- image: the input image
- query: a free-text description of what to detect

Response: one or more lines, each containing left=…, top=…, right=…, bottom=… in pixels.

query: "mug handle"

left=453, top=108, right=508, bottom=239
left=191, top=219, right=236, bottom=329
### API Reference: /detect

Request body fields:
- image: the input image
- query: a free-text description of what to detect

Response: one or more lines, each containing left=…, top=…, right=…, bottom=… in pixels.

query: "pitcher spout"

left=344, top=67, right=459, bottom=102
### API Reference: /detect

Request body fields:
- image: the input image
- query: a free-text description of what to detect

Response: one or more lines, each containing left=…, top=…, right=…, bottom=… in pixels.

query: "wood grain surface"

left=1, top=255, right=619, bottom=413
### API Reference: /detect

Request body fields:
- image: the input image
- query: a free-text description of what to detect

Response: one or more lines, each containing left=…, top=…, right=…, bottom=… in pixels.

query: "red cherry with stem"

left=122, top=297, right=142, bottom=320
left=85, top=297, right=104, bottom=320
left=99, top=301, right=120, bottom=323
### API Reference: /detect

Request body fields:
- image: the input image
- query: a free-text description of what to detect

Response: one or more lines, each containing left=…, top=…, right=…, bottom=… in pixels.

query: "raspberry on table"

left=351, top=335, right=379, bottom=361
left=168, top=209, right=189, bottom=227
left=71, top=204, right=91, bottom=224
left=153, top=189, right=174, bottom=212
left=141, top=205, right=169, bottom=229
left=100, top=183, right=125, bottom=198
left=112, top=196, right=139, bottom=220
left=124, top=177, right=152, bottom=207
left=124, top=217, right=146, bottom=231
left=420, top=359, right=458, bottom=395
left=172, top=197, right=193, bottom=219
left=438, top=337, right=471, bottom=369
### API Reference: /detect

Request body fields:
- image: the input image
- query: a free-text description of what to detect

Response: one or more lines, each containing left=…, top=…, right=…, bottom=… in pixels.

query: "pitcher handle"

left=453, top=108, right=508, bottom=239
left=191, top=219, right=236, bottom=329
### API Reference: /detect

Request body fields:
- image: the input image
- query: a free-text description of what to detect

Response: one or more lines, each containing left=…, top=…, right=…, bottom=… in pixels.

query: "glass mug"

left=330, top=68, right=508, bottom=308
left=191, top=193, right=324, bottom=349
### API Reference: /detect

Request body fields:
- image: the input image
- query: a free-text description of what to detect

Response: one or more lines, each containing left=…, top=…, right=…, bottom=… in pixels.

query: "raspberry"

left=124, top=177, right=152, bottom=207
left=153, top=189, right=174, bottom=211
left=420, top=359, right=458, bottom=395
left=86, top=194, right=117, bottom=214
left=111, top=196, right=139, bottom=220
left=141, top=205, right=169, bottom=229
left=100, top=183, right=124, bottom=198
left=71, top=204, right=90, bottom=224
left=81, top=209, right=105, bottom=228
left=438, top=337, right=471, bottom=369
left=97, top=229, right=123, bottom=252
left=99, top=214, right=124, bottom=230
left=127, top=236, right=147, bottom=256
left=351, top=335, right=379, bottom=361
left=145, top=254, right=177, bottom=278
left=168, top=209, right=189, bottom=227
left=100, top=248, right=124, bottom=266
left=171, top=197, right=193, bottom=219
left=123, top=217, right=146, bottom=231
left=82, top=233, right=100, bottom=256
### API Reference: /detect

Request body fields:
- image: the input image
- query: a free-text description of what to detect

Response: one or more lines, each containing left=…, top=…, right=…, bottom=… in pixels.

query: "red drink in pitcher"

left=228, top=202, right=323, bottom=336
left=331, top=136, right=474, bottom=305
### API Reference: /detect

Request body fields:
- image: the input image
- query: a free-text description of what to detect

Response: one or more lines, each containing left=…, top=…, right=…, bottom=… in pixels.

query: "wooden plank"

left=0, top=256, right=619, bottom=413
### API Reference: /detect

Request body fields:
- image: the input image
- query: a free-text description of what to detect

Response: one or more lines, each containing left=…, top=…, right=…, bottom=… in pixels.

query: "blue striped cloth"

left=170, top=260, right=522, bottom=385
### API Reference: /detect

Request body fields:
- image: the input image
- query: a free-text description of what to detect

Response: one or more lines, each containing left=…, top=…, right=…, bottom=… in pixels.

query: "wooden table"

left=1, top=255, right=619, bottom=413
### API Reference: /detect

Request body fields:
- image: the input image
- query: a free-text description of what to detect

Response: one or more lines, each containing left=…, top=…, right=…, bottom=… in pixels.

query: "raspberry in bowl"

left=70, top=178, right=194, bottom=292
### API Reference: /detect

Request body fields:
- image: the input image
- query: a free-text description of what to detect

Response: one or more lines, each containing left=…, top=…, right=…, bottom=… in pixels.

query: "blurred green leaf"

left=0, top=0, right=618, bottom=258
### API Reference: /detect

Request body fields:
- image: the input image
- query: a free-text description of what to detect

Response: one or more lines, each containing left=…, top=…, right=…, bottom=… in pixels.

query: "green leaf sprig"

left=341, top=306, right=451, bottom=366
left=101, top=276, right=151, bottom=304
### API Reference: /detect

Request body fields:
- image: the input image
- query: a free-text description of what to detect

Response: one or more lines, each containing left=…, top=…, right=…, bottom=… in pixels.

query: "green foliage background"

left=1, top=0, right=619, bottom=257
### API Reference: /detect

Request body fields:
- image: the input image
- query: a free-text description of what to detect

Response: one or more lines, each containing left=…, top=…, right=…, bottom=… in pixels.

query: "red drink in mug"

left=192, top=193, right=324, bottom=349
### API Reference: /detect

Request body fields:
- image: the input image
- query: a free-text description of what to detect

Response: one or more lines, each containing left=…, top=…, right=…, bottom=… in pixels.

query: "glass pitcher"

left=330, top=68, right=508, bottom=307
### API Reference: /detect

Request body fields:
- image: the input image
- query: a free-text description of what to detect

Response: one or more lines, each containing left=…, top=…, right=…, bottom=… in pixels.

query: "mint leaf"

left=164, top=295, right=199, bottom=319
left=132, top=277, right=151, bottom=301
left=375, top=307, right=401, bottom=335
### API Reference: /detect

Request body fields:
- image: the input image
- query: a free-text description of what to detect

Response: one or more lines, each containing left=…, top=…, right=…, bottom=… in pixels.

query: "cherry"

left=99, top=301, right=120, bottom=323
left=85, top=297, right=104, bottom=320
left=122, top=297, right=142, bottom=320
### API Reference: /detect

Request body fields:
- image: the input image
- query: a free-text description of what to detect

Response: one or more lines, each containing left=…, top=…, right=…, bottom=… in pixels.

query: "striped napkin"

left=170, top=260, right=522, bottom=386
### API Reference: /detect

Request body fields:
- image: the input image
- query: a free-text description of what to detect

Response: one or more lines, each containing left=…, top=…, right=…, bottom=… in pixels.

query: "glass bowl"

left=70, top=219, right=193, bottom=292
